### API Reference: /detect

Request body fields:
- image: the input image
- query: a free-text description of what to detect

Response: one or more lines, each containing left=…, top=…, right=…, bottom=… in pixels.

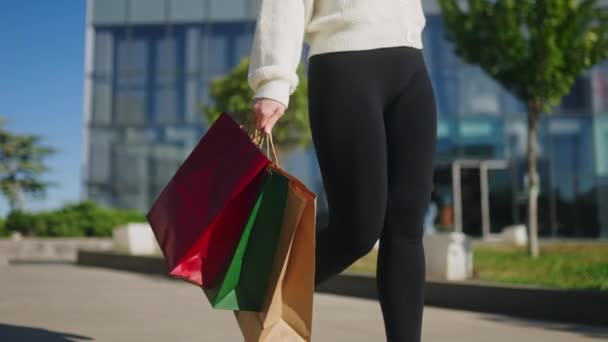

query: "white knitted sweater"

left=248, top=0, right=427, bottom=108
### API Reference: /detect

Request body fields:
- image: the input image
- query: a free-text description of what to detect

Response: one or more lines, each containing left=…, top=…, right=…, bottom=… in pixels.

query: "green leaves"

left=0, top=119, right=54, bottom=211
left=438, top=0, right=608, bottom=113
left=202, top=58, right=311, bottom=148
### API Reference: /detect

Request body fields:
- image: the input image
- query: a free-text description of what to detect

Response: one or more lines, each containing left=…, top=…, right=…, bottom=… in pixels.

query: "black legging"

left=308, top=46, right=437, bottom=342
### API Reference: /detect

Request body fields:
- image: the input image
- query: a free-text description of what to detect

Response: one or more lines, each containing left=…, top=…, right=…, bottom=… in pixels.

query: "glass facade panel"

left=488, top=168, right=515, bottom=233
left=154, top=87, right=178, bottom=124
left=156, top=36, right=177, bottom=73
left=591, top=62, right=608, bottom=114
left=235, top=30, right=254, bottom=58
left=595, top=116, right=608, bottom=176
left=422, top=15, right=459, bottom=116
left=436, top=118, right=458, bottom=161
left=93, top=31, right=113, bottom=75
left=114, top=88, right=146, bottom=126
left=92, top=0, right=128, bottom=25
left=458, top=66, right=501, bottom=116
left=115, top=38, right=150, bottom=74
left=170, top=0, right=206, bottom=23
left=204, top=32, right=229, bottom=77
left=92, top=81, right=112, bottom=125
left=209, top=0, right=248, bottom=21
left=184, top=78, right=199, bottom=123
left=113, top=146, right=148, bottom=210
left=149, top=144, right=189, bottom=197
left=129, top=0, right=166, bottom=23
left=594, top=116, right=608, bottom=237
left=185, top=27, right=200, bottom=74
left=88, top=131, right=115, bottom=183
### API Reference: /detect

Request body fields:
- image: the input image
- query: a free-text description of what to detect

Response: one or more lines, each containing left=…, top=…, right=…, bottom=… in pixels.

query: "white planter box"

left=112, top=223, right=160, bottom=255
left=423, top=232, right=473, bottom=281
left=501, top=224, right=528, bottom=247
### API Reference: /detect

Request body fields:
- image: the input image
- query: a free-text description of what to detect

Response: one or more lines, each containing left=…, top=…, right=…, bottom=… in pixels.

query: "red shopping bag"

left=146, top=112, right=270, bottom=287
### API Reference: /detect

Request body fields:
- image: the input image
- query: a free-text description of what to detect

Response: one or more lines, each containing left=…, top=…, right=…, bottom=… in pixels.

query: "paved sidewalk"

left=0, top=264, right=606, bottom=341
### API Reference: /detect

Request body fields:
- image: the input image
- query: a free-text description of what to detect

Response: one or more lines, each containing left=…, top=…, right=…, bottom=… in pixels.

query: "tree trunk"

left=527, top=101, right=541, bottom=258
left=13, top=182, right=25, bottom=212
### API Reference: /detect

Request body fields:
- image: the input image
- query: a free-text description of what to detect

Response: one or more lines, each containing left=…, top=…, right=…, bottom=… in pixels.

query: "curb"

left=77, top=250, right=168, bottom=275
left=77, top=250, right=608, bottom=326
left=317, top=273, right=608, bottom=327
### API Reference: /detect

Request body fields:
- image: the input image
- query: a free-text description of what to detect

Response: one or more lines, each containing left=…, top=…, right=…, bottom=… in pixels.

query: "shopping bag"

left=146, top=112, right=270, bottom=287
left=235, top=170, right=317, bottom=342
left=203, top=168, right=290, bottom=311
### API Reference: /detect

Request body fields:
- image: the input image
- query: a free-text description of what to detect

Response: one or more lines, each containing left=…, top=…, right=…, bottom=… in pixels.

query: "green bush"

left=0, top=218, right=6, bottom=237
left=5, top=211, right=37, bottom=236
left=3, top=202, right=147, bottom=237
left=40, top=211, right=85, bottom=237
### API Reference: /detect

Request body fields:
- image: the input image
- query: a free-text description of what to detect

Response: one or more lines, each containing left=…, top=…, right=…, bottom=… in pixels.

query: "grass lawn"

left=347, top=242, right=608, bottom=291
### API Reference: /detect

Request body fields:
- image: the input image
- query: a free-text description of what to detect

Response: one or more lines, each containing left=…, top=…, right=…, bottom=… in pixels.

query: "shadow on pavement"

left=477, top=313, right=608, bottom=339
left=0, top=323, right=93, bottom=342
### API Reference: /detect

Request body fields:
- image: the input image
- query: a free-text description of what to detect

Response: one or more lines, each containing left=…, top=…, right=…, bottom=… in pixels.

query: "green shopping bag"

left=203, top=168, right=289, bottom=311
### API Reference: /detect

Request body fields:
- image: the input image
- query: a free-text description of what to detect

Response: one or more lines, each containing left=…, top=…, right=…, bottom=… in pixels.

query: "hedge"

left=0, top=217, right=6, bottom=237
left=3, top=202, right=147, bottom=237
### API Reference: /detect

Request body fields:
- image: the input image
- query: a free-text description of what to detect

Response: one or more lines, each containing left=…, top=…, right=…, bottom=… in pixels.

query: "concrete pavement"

left=0, top=264, right=606, bottom=342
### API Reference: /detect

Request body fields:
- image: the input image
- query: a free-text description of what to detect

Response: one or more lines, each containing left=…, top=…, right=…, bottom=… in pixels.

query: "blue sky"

left=0, top=1, right=85, bottom=215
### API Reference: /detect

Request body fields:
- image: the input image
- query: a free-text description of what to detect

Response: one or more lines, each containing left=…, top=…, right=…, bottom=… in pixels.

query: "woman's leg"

left=307, top=51, right=388, bottom=285
left=308, top=47, right=437, bottom=342
left=377, top=52, right=437, bottom=342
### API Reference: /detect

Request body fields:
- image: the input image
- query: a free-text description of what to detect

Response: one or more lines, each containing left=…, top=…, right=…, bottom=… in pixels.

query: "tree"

left=0, top=121, right=55, bottom=211
left=202, top=58, right=311, bottom=148
left=438, top=0, right=608, bottom=257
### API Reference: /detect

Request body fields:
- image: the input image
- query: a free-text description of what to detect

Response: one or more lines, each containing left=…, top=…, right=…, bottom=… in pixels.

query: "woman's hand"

left=252, top=98, right=286, bottom=134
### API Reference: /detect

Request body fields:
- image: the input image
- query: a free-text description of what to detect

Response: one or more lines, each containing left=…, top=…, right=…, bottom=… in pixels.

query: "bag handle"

left=239, top=115, right=280, bottom=168
left=265, top=133, right=280, bottom=168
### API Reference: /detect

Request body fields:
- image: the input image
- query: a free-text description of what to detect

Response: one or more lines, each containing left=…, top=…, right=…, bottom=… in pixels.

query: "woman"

left=248, top=1, right=437, bottom=341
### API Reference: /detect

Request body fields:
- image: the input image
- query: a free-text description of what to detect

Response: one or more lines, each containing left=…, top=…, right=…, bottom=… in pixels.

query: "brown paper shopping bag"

left=235, top=172, right=316, bottom=342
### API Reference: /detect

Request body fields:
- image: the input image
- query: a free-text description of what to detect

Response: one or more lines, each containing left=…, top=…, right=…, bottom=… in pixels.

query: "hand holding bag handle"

left=240, top=113, right=281, bottom=169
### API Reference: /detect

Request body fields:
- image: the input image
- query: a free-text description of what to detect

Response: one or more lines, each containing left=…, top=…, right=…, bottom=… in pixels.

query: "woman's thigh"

left=307, top=51, right=388, bottom=247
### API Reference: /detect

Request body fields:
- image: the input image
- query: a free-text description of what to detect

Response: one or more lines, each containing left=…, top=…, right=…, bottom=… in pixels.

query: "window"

left=115, top=36, right=150, bottom=76
left=156, top=36, right=177, bottom=73
left=114, top=87, right=147, bottom=125
left=203, top=31, right=229, bottom=79
left=149, top=144, right=187, bottom=201
left=184, top=78, right=199, bottom=124
left=89, top=143, right=111, bottom=183
left=114, top=34, right=151, bottom=126
left=235, top=30, right=254, bottom=60
left=88, top=130, right=116, bottom=183
left=153, top=32, right=182, bottom=124
left=591, top=64, right=608, bottom=114
left=154, top=86, right=178, bottom=124
left=185, top=27, right=200, bottom=74
left=92, top=81, right=113, bottom=125
left=94, top=31, right=113, bottom=75
left=113, top=146, right=149, bottom=211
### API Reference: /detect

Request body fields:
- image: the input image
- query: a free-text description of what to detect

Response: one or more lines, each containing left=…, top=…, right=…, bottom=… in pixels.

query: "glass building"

left=83, top=0, right=608, bottom=238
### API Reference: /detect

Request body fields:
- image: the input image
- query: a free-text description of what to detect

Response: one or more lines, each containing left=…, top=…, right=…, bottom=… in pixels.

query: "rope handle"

left=239, top=114, right=280, bottom=168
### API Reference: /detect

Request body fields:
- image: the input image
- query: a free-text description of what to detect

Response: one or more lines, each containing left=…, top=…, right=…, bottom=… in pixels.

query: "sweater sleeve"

left=248, top=0, right=312, bottom=108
